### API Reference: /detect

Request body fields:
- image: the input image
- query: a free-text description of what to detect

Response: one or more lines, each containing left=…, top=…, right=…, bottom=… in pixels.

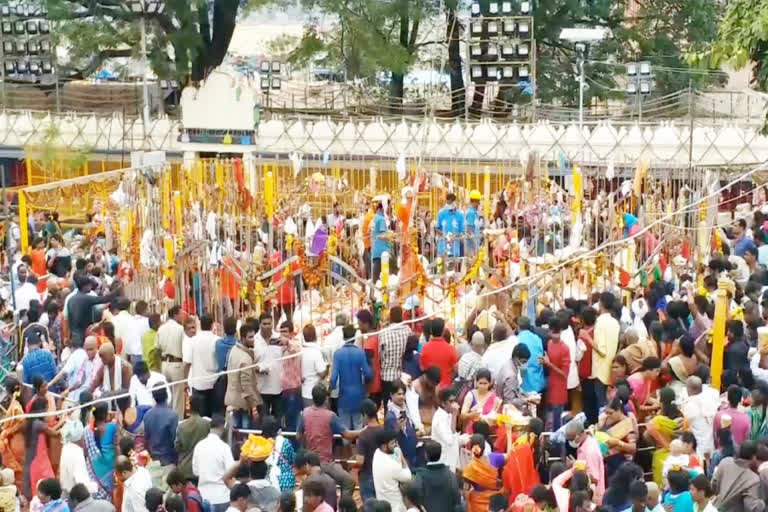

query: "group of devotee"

left=9, top=190, right=768, bottom=512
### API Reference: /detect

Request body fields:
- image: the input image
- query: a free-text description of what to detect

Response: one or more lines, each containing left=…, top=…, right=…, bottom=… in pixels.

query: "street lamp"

left=260, top=60, right=282, bottom=110
left=559, top=27, right=610, bottom=127
left=123, top=0, right=165, bottom=138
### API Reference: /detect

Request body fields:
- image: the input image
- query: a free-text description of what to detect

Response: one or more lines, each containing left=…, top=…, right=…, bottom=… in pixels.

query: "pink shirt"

left=314, top=503, right=334, bottom=512
left=713, top=408, right=750, bottom=447
left=578, top=436, right=605, bottom=505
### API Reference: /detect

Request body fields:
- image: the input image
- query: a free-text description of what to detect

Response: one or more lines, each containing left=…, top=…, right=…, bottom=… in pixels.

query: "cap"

left=470, top=189, right=482, bottom=201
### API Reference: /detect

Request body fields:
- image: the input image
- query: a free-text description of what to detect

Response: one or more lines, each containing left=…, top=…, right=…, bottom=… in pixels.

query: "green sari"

left=749, top=406, right=768, bottom=441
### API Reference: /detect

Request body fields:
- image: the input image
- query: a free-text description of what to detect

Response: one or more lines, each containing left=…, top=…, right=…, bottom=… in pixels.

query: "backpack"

left=187, top=488, right=213, bottom=512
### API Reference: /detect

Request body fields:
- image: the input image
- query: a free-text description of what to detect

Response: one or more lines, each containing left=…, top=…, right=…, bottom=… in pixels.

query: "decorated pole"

left=710, top=287, right=728, bottom=389
left=483, top=166, right=491, bottom=220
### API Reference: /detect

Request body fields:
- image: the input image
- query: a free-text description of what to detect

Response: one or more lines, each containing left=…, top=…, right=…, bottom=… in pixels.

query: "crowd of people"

left=5, top=189, right=768, bottom=512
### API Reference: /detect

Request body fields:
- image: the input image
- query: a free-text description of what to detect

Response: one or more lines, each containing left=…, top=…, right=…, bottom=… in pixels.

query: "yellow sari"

left=0, top=396, right=25, bottom=489
left=647, top=415, right=682, bottom=487
left=464, top=456, right=501, bottom=512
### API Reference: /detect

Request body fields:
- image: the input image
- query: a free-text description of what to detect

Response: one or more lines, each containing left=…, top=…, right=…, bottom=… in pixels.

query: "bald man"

left=90, top=341, right=132, bottom=396
left=50, top=335, right=100, bottom=403
left=682, top=375, right=716, bottom=458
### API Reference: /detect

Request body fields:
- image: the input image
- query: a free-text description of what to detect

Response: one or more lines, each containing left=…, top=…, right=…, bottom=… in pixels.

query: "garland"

left=295, top=240, right=329, bottom=289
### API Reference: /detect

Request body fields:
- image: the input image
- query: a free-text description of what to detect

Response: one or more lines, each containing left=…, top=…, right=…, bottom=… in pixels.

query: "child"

left=646, top=482, right=664, bottom=512
left=663, top=469, right=694, bottom=512
left=541, top=319, right=570, bottom=432
left=0, top=468, right=18, bottom=512
left=689, top=475, right=717, bottom=512
left=630, top=481, right=648, bottom=512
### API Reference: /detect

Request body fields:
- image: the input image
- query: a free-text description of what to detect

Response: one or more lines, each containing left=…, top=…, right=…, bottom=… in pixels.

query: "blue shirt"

left=215, top=335, right=237, bottom=372
left=518, top=329, right=545, bottom=393
left=663, top=491, right=694, bottom=512
left=734, top=236, right=757, bottom=257
left=21, top=348, right=56, bottom=385
left=143, top=404, right=179, bottom=465
left=371, top=212, right=391, bottom=259
left=384, top=409, right=419, bottom=467
left=436, top=206, right=465, bottom=256
left=330, top=343, right=372, bottom=413
left=465, top=206, right=482, bottom=251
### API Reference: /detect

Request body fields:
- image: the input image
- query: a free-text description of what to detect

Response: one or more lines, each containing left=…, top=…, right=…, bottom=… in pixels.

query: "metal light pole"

left=559, top=27, right=610, bottom=128
left=124, top=0, right=164, bottom=142
left=140, top=16, right=149, bottom=135
left=578, top=48, right=585, bottom=127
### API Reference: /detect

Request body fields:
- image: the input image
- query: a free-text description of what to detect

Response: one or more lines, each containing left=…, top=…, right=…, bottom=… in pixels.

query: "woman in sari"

left=645, top=387, right=687, bottom=487
left=626, top=357, right=661, bottom=422
left=23, top=398, right=59, bottom=498
left=26, top=377, right=62, bottom=476
left=84, top=403, right=118, bottom=500
left=460, top=369, right=502, bottom=434
left=597, top=396, right=638, bottom=482
left=749, top=380, right=768, bottom=440
left=464, top=429, right=511, bottom=512
left=0, top=377, right=25, bottom=489
left=115, top=393, right=150, bottom=452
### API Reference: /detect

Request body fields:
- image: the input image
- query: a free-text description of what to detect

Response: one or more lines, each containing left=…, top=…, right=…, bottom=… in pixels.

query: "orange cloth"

left=465, top=457, right=501, bottom=512
left=362, top=210, right=375, bottom=249
left=30, top=249, right=47, bottom=293
left=220, top=256, right=241, bottom=300
left=0, top=398, right=25, bottom=489
left=502, top=440, right=540, bottom=500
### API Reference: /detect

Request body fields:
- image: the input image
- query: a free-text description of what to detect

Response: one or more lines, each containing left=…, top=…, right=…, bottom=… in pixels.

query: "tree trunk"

left=446, top=6, right=464, bottom=117
left=390, top=73, right=405, bottom=111
left=390, top=9, right=410, bottom=112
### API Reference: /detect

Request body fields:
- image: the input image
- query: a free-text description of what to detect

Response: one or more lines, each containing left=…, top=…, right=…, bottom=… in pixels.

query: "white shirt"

left=59, top=442, right=97, bottom=494
left=122, top=467, right=153, bottom=512
left=481, top=336, right=517, bottom=380
left=194, top=432, right=236, bottom=505
left=258, top=344, right=283, bottom=395
left=114, top=311, right=146, bottom=357
left=682, top=391, right=717, bottom=458
left=187, top=330, right=219, bottom=391
left=128, top=371, right=172, bottom=407
left=301, top=342, right=327, bottom=399
left=372, top=449, right=412, bottom=512
left=431, top=407, right=461, bottom=472
left=561, top=326, right=580, bottom=389
left=14, top=282, right=39, bottom=312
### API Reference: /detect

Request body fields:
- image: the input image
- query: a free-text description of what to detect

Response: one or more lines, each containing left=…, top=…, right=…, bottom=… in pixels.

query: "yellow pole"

left=711, top=288, right=728, bottom=389
left=483, top=166, right=491, bottom=220
left=19, top=190, right=28, bottom=253
left=25, top=155, right=32, bottom=186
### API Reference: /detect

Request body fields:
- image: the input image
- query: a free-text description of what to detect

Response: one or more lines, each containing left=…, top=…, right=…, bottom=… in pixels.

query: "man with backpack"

left=167, top=468, right=211, bottom=512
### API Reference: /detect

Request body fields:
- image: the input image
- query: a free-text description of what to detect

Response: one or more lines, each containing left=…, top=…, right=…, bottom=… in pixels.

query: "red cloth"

left=419, top=337, right=458, bottom=388
left=302, top=406, right=335, bottom=464
left=577, top=327, right=594, bottom=380
left=272, top=252, right=298, bottom=305
left=364, top=335, right=382, bottom=394
left=183, top=484, right=203, bottom=512
left=502, top=441, right=540, bottom=500
left=546, top=340, right=570, bottom=406
left=29, top=432, right=54, bottom=497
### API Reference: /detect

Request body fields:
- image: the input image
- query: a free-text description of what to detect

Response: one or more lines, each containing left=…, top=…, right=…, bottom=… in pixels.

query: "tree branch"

left=74, top=48, right=133, bottom=79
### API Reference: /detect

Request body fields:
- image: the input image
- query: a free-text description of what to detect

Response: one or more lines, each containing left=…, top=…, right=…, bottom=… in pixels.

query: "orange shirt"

left=396, top=201, right=412, bottom=233
left=30, top=249, right=47, bottom=293
left=362, top=210, right=375, bottom=249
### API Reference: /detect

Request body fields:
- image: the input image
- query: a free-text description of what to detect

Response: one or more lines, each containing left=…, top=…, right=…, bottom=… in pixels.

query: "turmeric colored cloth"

left=0, top=397, right=25, bottom=490
left=464, top=457, right=501, bottom=512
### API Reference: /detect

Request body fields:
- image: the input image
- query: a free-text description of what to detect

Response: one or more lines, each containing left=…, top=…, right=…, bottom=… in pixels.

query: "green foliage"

left=32, top=123, right=92, bottom=173
left=701, top=0, right=768, bottom=89
left=46, top=0, right=245, bottom=81
left=628, top=0, right=721, bottom=93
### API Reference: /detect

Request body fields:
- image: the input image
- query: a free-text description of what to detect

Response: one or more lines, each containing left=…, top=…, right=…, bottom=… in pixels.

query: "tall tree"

left=48, top=0, right=256, bottom=82
left=699, top=0, right=768, bottom=126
